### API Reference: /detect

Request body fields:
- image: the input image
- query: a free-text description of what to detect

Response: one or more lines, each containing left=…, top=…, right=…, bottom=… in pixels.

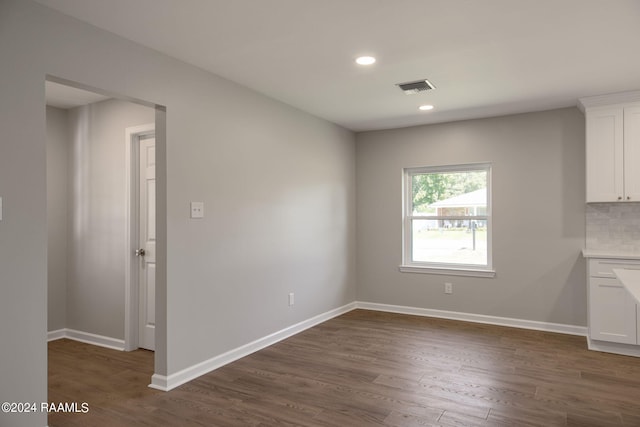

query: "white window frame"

left=399, top=162, right=495, bottom=278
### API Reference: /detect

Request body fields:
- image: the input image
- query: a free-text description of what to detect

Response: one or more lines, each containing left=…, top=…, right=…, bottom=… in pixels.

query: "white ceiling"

left=36, top=0, right=640, bottom=131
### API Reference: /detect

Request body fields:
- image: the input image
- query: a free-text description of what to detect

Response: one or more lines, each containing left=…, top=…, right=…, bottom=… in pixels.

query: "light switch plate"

left=190, top=201, right=204, bottom=219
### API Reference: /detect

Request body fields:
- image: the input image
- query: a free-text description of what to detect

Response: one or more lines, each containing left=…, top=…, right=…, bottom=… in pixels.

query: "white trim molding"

left=354, top=301, right=587, bottom=337
left=47, top=328, right=125, bottom=351
left=399, top=265, right=496, bottom=278
left=47, top=329, right=66, bottom=342
left=587, top=337, right=640, bottom=358
left=578, top=90, right=640, bottom=112
left=149, top=302, right=357, bottom=391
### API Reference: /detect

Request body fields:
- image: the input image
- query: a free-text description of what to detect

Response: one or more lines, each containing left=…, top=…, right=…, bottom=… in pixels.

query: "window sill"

left=398, top=265, right=496, bottom=278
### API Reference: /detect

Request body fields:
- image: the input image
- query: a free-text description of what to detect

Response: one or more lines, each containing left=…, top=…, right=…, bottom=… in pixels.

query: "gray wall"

left=65, top=99, right=154, bottom=339
left=0, top=2, right=355, bottom=426
left=356, top=108, right=587, bottom=327
left=46, top=106, right=69, bottom=332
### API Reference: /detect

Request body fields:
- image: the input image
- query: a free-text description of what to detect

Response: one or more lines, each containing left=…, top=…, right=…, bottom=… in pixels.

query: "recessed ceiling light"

left=419, top=105, right=434, bottom=111
left=355, top=56, right=376, bottom=65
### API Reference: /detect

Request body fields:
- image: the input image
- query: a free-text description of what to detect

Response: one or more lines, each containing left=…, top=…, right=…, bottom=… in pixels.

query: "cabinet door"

left=589, top=278, right=637, bottom=344
left=624, top=106, right=640, bottom=201
left=586, top=107, right=624, bottom=202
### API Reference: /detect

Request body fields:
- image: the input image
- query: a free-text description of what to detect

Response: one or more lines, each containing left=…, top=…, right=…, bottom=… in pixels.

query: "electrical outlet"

left=190, top=201, right=204, bottom=219
left=445, top=282, right=453, bottom=294
left=288, top=292, right=295, bottom=306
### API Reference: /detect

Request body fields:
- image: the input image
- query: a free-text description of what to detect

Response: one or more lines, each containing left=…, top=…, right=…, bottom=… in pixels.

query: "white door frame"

left=124, top=123, right=155, bottom=351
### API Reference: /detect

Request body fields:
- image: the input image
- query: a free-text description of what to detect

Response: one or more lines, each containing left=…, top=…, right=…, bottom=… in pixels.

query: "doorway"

left=45, top=77, right=165, bottom=380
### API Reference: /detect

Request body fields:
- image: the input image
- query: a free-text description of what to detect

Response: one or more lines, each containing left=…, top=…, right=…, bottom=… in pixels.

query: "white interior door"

left=138, top=136, right=156, bottom=350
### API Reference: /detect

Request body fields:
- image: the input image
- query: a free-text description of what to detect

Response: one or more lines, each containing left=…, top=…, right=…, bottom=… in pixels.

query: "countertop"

left=613, top=268, right=640, bottom=305
left=582, top=249, right=640, bottom=260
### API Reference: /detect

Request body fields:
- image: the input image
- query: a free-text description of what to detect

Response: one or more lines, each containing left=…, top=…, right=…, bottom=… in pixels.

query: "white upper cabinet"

left=580, top=91, right=640, bottom=203
left=585, top=106, right=623, bottom=202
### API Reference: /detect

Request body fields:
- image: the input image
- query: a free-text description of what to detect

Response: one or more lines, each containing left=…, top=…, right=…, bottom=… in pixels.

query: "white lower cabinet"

left=588, top=258, right=640, bottom=346
left=589, top=277, right=637, bottom=344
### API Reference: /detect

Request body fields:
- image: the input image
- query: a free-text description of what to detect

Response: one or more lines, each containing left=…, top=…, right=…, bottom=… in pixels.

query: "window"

left=400, top=163, right=494, bottom=277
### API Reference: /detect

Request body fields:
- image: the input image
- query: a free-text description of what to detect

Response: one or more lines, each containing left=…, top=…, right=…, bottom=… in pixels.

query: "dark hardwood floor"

left=48, top=310, right=640, bottom=426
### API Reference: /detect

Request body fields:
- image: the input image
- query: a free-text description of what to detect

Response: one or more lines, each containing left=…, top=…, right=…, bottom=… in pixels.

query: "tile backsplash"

left=586, top=203, right=640, bottom=252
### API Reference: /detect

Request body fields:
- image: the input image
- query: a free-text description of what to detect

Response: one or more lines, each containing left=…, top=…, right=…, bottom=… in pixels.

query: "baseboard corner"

left=149, top=374, right=169, bottom=391
left=47, top=329, right=66, bottom=342
left=47, top=328, right=125, bottom=351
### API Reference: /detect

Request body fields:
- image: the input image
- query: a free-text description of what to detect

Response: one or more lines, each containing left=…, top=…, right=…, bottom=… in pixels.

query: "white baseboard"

left=587, top=336, right=640, bottom=357
left=354, top=301, right=588, bottom=337
left=47, top=328, right=125, bottom=351
left=47, top=329, right=66, bottom=341
left=149, top=302, right=357, bottom=391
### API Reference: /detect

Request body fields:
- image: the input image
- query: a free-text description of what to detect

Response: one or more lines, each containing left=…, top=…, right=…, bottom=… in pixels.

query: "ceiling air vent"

left=397, top=79, right=436, bottom=95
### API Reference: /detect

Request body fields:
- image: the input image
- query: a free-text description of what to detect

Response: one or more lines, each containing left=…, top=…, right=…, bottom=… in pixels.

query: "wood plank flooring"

left=48, top=310, right=640, bottom=426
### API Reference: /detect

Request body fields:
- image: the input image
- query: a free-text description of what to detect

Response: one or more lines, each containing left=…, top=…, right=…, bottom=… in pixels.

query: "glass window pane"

left=412, top=219, right=487, bottom=265
left=412, top=170, right=487, bottom=214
